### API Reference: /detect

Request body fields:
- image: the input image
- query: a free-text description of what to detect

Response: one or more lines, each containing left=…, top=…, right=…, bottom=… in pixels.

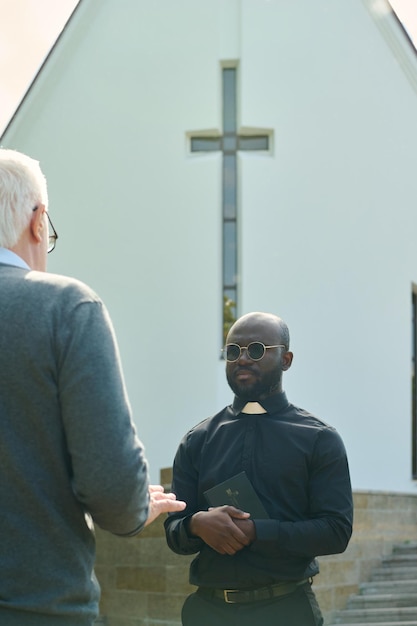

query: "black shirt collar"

left=232, top=391, right=289, bottom=416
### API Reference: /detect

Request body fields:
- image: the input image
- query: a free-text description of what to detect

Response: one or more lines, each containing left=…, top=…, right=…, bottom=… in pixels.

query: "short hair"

left=277, top=318, right=290, bottom=351
left=0, top=149, right=48, bottom=248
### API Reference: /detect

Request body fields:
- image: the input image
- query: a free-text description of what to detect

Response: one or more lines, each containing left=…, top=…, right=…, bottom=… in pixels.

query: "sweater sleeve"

left=57, top=294, right=149, bottom=536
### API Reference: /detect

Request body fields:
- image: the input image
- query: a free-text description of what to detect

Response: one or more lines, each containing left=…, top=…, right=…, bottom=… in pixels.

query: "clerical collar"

left=241, top=402, right=266, bottom=414
left=232, top=391, right=289, bottom=416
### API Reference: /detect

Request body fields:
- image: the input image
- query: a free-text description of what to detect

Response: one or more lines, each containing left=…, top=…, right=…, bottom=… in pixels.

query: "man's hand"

left=144, top=485, right=186, bottom=527
left=189, top=506, right=253, bottom=555
left=233, top=517, right=256, bottom=543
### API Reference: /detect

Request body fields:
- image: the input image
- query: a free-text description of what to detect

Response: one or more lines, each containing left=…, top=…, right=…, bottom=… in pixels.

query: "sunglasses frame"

left=222, top=342, right=286, bottom=362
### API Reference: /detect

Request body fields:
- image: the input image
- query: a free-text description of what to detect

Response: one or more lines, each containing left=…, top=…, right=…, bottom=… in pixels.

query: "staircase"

left=329, top=542, right=417, bottom=625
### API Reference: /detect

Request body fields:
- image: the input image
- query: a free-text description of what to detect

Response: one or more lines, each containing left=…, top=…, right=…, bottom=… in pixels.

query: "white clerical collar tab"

left=241, top=402, right=267, bottom=414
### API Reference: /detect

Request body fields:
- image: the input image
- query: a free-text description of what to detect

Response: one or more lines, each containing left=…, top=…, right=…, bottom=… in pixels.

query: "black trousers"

left=181, top=581, right=323, bottom=626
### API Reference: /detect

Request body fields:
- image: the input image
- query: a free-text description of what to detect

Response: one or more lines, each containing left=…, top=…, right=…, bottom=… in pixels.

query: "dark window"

left=189, top=66, right=271, bottom=345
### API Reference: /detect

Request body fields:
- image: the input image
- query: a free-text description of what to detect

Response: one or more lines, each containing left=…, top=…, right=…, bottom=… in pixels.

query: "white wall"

left=239, top=0, right=417, bottom=492
left=2, top=0, right=417, bottom=492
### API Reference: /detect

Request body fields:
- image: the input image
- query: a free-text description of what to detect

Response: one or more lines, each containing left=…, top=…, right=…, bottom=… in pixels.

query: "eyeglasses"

left=222, top=342, right=286, bottom=362
left=46, top=213, right=58, bottom=253
left=33, top=206, right=58, bottom=253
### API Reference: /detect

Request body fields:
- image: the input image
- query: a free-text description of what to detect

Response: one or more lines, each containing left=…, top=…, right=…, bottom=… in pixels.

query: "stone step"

left=382, top=555, right=417, bottom=567
left=332, top=607, right=417, bottom=623
left=347, top=593, right=417, bottom=609
left=392, top=543, right=417, bottom=555
left=360, top=580, right=417, bottom=595
left=372, top=566, right=417, bottom=581
left=331, top=623, right=417, bottom=626
left=328, top=543, right=417, bottom=626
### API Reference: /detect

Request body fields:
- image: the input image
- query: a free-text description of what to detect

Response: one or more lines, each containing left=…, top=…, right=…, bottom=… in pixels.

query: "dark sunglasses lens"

left=247, top=342, right=265, bottom=360
left=226, top=345, right=241, bottom=361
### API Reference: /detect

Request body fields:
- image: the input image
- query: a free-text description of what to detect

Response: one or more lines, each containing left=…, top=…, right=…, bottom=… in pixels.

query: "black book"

left=203, top=471, right=270, bottom=519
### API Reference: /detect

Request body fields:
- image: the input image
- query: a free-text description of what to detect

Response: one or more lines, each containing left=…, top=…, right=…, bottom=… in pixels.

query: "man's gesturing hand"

left=189, top=506, right=253, bottom=555
left=144, top=485, right=186, bottom=527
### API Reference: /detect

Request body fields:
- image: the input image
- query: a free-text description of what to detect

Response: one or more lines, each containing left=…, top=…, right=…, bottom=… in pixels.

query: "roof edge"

left=0, top=0, right=84, bottom=142
left=362, top=0, right=417, bottom=96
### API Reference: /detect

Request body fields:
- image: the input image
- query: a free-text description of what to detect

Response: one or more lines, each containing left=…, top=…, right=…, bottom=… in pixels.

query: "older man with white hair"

left=0, top=148, right=185, bottom=626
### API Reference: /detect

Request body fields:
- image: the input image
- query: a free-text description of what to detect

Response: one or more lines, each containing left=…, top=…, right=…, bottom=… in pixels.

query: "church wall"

left=2, top=0, right=417, bottom=493
left=238, top=0, right=417, bottom=492
left=2, top=0, right=234, bottom=481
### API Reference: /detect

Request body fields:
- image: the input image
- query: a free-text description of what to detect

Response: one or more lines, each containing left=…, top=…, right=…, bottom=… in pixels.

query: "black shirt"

left=164, top=392, right=353, bottom=588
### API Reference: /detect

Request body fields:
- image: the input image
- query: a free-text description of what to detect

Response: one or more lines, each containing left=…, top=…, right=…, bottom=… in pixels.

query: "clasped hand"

left=189, top=506, right=255, bottom=555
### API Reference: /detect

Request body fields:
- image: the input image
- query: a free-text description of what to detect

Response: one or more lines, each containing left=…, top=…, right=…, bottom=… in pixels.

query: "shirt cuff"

left=253, top=519, right=279, bottom=543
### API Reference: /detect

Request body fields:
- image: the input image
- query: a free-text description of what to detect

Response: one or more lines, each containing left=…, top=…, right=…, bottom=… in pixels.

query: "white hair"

left=0, top=149, right=48, bottom=248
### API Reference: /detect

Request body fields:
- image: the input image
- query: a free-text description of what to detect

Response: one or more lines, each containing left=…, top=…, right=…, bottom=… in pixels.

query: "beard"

left=226, top=367, right=282, bottom=401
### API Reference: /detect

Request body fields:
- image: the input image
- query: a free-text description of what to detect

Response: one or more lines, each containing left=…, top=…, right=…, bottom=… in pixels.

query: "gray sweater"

left=0, top=263, right=149, bottom=625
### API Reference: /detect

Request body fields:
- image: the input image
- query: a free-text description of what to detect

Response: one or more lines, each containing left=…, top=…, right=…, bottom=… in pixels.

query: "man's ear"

left=30, top=204, right=46, bottom=243
left=281, top=351, right=293, bottom=371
